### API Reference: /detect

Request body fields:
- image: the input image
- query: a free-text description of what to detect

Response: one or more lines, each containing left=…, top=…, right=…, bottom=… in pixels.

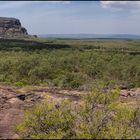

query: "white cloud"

left=101, top=1, right=140, bottom=12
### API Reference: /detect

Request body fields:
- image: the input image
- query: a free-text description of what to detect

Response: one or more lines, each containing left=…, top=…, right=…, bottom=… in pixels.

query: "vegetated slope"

left=0, top=85, right=140, bottom=139
left=16, top=86, right=140, bottom=139
left=0, top=38, right=140, bottom=139
left=0, top=38, right=139, bottom=89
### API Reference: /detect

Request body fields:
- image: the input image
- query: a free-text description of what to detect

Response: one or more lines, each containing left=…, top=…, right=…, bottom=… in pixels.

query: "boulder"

left=120, top=90, right=129, bottom=97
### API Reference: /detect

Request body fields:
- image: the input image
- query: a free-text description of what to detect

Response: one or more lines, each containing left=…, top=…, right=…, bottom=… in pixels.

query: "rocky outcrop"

left=0, top=17, right=28, bottom=38
left=120, top=88, right=140, bottom=97
left=0, top=86, right=44, bottom=139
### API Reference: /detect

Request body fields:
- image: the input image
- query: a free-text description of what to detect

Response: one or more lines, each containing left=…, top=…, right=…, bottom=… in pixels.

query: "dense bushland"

left=0, top=38, right=139, bottom=139
left=0, top=39, right=139, bottom=89
left=16, top=87, right=140, bottom=139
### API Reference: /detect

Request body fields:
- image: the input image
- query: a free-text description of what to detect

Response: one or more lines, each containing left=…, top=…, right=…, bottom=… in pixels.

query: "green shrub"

left=15, top=81, right=26, bottom=86
left=16, top=100, right=76, bottom=139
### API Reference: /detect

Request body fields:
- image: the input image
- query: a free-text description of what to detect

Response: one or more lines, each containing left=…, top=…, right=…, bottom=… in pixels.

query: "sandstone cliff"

left=0, top=17, right=28, bottom=38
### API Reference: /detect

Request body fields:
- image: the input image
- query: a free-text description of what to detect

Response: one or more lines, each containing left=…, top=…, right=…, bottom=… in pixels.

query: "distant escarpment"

left=0, top=17, right=29, bottom=38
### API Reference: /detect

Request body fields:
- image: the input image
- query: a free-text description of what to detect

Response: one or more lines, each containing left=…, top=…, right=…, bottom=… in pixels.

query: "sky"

left=0, top=1, right=140, bottom=35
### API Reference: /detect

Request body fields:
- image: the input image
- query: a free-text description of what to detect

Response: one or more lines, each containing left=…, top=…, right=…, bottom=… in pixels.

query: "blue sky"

left=0, top=1, right=140, bottom=35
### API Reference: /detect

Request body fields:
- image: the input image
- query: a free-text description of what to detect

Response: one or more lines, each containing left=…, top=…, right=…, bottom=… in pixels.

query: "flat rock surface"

left=0, top=86, right=44, bottom=139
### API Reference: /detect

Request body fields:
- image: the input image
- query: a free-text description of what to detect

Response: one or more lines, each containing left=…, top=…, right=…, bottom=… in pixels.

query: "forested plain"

left=0, top=38, right=140, bottom=139
left=0, top=38, right=139, bottom=89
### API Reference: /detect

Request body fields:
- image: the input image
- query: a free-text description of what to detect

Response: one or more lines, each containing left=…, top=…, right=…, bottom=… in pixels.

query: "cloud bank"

left=101, top=1, right=140, bottom=12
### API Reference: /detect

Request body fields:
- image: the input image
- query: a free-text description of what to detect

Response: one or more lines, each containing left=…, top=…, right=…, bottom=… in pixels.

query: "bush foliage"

left=16, top=87, right=140, bottom=139
left=0, top=39, right=139, bottom=89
